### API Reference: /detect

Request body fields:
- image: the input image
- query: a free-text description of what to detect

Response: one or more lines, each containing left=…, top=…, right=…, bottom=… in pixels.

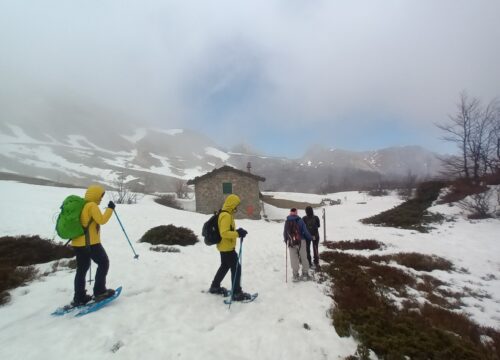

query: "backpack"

left=55, top=195, right=87, bottom=240
left=202, top=210, right=227, bottom=246
left=285, top=219, right=302, bottom=247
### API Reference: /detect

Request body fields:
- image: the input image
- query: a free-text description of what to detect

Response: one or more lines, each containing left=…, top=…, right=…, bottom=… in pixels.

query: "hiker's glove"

left=107, top=201, right=116, bottom=210
left=237, top=228, right=248, bottom=238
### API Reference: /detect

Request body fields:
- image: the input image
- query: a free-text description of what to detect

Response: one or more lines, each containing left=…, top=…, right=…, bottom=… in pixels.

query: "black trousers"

left=306, top=238, right=320, bottom=266
left=211, top=250, right=242, bottom=294
left=312, top=238, right=319, bottom=266
left=74, top=243, right=109, bottom=301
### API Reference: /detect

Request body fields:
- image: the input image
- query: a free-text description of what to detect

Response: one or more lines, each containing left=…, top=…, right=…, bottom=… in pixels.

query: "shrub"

left=483, top=170, right=500, bottom=186
left=154, top=195, right=182, bottom=210
left=139, top=225, right=198, bottom=246
left=458, top=191, right=494, bottom=219
left=0, top=235, right=75, bottom=267
left=367, top=189, right=389, bottom=197
left=0, top=235, right=75, bottom=306
left=149, top=245, right=181, bottom=253
left=324, top=240, right=385, bottom=251
left=438, top=178, right=488, bottom=204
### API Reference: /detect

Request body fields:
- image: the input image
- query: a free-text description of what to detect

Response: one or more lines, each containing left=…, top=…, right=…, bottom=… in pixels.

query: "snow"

left=0, top=124, right=40, bottom=144
left=101, top=150, right=138, bottom=168
left=121, top=128, right=148, bottom=143
left=122, top=128, right=184, bottom=142
left=154, top=128, right=184, bottom=136
left=205, top=147, right=229, bottom=161
left=0, top=181, right=500, bottom=359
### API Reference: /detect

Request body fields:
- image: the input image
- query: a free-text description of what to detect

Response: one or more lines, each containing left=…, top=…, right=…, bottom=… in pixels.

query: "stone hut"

left=187, top=165, right=265, bottom=219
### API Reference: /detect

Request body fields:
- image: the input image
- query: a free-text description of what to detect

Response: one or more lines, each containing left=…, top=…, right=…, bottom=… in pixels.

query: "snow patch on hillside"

left=0, top=124, right=45, bottom=144
left=205, top=147, right=229, bottom=161
left=121, top=128, right=147, bottom=143
left=153, top=128, right=184, bottom=136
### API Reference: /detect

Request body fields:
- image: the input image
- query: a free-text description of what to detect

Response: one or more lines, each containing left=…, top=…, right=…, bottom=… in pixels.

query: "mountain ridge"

left=0, top=120, right=443, bottom=193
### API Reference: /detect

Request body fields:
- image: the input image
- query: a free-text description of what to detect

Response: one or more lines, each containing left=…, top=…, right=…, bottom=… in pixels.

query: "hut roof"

left=187, top=165, right=265, bottom=185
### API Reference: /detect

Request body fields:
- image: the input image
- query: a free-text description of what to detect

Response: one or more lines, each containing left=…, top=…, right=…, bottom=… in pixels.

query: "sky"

left=1, top=0, right=499, bottom=157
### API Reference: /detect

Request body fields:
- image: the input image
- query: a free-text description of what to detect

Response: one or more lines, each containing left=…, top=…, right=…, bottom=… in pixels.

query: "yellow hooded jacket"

left=216, top=194, right=241, bottom=252
left=71, top=185, right=113, bottom=247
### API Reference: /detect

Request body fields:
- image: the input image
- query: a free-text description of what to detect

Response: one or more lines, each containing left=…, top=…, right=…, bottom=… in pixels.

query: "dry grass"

left=0, top=235, right=74, bottom=305
left=324, top=239, right=385, bottom=251
left=154, top=195, right=182, bottom=209
left=369, top=252, right=454, bottom=272
left=361, top=181, right=448, bottom=232
left=320, top=250, right=500, bottom=359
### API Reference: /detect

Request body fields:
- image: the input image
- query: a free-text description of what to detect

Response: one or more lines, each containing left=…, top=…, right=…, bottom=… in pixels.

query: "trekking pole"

left=113, top=210, right=139, bottom=259
left=322, top=208, right=326, bottom=244
left=227, top=237, right=244, bottom=310
left=285, top=240, right=288, bottom=283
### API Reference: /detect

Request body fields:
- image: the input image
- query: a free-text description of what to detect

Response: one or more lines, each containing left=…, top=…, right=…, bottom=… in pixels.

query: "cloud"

left=1, top=0, right=499, bottom=156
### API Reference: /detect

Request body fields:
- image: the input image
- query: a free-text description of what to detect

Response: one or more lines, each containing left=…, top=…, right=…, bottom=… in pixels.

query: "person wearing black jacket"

left=302, top=206, right=321, bottom=269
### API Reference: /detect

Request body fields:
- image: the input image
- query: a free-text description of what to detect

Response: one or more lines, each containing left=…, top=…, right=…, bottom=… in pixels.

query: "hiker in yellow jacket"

left=208, top=194, right=252, bottom=301
left=72, top=184, right=116, bottom=306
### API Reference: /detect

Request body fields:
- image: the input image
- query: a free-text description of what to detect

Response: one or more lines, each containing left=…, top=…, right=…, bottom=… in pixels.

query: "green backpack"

left=56, top=195, right=87, bottom=240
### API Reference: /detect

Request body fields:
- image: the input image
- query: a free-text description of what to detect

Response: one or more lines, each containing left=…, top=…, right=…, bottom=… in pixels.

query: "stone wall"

left=194, top=169, right=262, bottom=219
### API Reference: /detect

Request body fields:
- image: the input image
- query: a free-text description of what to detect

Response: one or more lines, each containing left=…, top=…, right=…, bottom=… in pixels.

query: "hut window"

left=222, top=182, right=232, bottom=194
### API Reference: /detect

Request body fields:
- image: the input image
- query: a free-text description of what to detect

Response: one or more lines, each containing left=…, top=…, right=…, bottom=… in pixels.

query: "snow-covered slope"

left=0, top=123, right=230, bottom=192
left=0, top=181, right=499, bottom=359
left=0, top=118, right=444, bottom=193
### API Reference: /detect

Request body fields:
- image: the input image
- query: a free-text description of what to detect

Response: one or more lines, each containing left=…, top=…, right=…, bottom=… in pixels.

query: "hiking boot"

left=94, top=288, right=115, bottom=302
left=208, top=286, right=229, bottom=296
left=302, top=273, right=312, bottom=281
left=232, top=291, right=252, bottom=302
left=71, top=294, right=93, bottom=307
left=292, top=273, right=301, bottom=282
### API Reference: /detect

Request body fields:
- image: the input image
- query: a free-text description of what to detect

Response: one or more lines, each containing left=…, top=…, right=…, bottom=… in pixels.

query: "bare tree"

left=436, top=91, right=476, bottom=180
left=469, top=99, right=499, bottom=179
left=492, top=106, right=500, bottom=172
left=437, top=92, right=499, bottom=182
left=399, top=170, right=417, bottom=200
left=458, top=191, right=493, bottom=219
left=112, top=171, right=138, bottom=204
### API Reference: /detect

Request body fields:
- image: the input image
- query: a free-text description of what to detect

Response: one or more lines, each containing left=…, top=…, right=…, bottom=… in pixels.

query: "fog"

left=1, top=0, right=499, bottom=156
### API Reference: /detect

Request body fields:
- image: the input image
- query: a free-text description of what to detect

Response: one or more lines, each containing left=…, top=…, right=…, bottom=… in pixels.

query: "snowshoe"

left=208, top=286, right=230, bottom=297
left=94, top=288, right=115, bottom=302
left=232, top=291, right=253, bottom=302
left=71, top=294, right=92, bottom=307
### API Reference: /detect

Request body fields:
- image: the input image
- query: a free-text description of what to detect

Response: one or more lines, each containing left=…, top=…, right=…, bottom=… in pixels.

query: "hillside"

left=0, top=117, right=443, bottom=193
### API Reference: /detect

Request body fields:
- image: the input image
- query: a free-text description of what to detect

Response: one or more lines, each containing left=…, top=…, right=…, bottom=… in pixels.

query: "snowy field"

left=0, top=180, right=499, bottom=360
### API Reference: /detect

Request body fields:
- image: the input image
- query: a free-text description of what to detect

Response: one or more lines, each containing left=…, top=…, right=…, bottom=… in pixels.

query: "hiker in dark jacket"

left=71, top=184, right=116, bottom=306
left=283, top=208, right=312, bottom=281
left=302, top=206, right=321, bottom=269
